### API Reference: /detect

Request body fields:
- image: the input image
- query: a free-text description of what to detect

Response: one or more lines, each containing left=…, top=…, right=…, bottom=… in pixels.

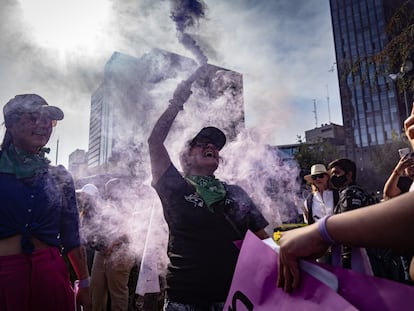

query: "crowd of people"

left=278, top=105, right=414, bottom=293
left=77, top=178, right=136, bottom=311
left=300, top=158, right=413, bottom=282
left=1, top=70, right=414, bottom=310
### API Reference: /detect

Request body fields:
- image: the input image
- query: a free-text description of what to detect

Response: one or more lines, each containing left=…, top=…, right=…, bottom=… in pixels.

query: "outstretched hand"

left=169, top=64, right=209, bottom=108
left=170, top=80, right=193, bottom=107
left=277, top=224, right=329, bottom=292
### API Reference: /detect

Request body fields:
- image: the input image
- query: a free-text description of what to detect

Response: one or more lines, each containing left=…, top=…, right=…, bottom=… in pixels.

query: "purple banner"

left=224, top=230, right=414, bottom=311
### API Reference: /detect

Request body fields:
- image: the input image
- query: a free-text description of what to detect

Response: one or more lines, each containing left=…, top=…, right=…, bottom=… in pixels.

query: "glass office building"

left=329, top=0, right=411, bottom=158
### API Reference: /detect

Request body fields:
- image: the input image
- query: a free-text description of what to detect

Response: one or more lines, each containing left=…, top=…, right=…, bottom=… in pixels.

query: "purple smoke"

left=170, top=0, right=208, bottom=65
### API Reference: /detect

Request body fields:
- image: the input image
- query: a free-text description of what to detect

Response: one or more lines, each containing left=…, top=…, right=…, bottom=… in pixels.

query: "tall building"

left=87, top=49, right=245, bottom=177
left=68, top=149, right=88, bottom=180
left=329, top=0, right=412, bottom=159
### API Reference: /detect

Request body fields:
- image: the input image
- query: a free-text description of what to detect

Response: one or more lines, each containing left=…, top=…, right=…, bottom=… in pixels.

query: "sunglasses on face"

left=191, top=141, right=219, bottom=150
left=311, top=173, right=327, bottom=180
left=22, top=112, right=57, bottom=127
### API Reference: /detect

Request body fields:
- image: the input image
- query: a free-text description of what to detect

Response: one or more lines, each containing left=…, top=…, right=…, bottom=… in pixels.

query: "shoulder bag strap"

left=307, top=194, right=314, bottom=224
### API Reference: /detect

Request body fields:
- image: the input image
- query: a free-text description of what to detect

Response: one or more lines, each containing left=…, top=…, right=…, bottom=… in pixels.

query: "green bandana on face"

left=186, top=175, right=227, bottom=212
left=0, top=144, right=50, bottom=179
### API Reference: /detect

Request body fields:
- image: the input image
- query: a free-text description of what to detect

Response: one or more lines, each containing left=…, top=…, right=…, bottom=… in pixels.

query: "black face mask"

left=331, top=174, right=347, bottom=189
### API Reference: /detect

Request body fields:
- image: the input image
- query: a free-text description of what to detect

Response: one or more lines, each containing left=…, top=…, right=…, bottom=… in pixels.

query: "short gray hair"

left=179, top=140, right=193, bottom=177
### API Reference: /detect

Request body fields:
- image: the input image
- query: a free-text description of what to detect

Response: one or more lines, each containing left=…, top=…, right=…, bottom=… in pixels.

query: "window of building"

left=376, top=129, right=384, bottom=144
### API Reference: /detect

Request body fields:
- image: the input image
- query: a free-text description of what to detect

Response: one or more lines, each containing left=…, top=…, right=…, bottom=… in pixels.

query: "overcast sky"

left=0, top=0, right=341, bottom=167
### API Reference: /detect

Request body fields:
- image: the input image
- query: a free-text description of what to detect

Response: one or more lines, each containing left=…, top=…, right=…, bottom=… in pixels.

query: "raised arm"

left=147, top=65, right=208, bottom=183
left=148, top=80, right=193, bottom=183
left=383, top=155, right=413, bottom=200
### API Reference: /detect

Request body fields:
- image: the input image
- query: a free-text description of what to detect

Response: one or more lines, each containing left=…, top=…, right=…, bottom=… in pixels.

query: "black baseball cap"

left=190, top=126, right=226, bottom=150
left=3, top=94, right=64, bottom=122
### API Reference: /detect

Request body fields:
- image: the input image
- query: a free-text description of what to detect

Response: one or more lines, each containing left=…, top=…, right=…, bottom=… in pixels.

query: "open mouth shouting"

left=204, top=149, right=217, bottom=158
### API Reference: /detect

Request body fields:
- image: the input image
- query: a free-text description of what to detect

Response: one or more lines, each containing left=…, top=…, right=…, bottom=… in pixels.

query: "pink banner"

left=224, top=231, right=414, bottom=311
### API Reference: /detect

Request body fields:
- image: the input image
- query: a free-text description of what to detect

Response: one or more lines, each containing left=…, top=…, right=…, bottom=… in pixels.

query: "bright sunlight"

left=19, top=0, right=111, bottom=55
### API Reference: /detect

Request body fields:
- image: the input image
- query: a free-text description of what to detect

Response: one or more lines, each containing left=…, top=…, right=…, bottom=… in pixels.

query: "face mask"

left=331, top=174, right=347, bottom=188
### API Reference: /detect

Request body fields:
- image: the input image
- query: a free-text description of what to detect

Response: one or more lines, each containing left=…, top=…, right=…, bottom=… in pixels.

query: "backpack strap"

left=333, top=189, right=339, bottom=207
left=306, top=193, right=314, bottom=224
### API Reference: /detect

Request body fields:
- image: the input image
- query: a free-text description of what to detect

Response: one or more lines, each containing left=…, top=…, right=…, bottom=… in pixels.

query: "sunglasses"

left=22, top=112, right=57, bottom=127
left=311, top=173, right=327, bottom=180
left=191, top=141, right=219, bottom=150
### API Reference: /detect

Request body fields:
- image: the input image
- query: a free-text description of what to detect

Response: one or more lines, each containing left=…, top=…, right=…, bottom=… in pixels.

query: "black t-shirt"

left=153, top=164, right=269, bottom=304
left=397, top=176, right=413, bottom=194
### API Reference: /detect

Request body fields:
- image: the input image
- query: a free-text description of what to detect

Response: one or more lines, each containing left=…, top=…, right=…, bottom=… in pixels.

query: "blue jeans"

left=164, top=298, right=225, bottom=311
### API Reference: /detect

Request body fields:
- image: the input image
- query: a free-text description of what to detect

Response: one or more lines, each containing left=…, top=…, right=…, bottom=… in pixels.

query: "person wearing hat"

left=0, top=94, right=91, bottom=310
left=302, top=164, right=339, bottom=225
left=148, top=67, right=269, bottom=311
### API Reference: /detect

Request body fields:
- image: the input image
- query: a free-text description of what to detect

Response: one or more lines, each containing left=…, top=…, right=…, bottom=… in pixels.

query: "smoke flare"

left=170, top=0, right=208, bottom=64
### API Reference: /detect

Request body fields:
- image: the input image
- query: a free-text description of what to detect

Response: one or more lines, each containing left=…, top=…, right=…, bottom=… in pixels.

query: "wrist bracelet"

left=317, top=215, right=336, bottom=245
left=393, top=169, right=401, bottom=176
left=78, top=277, right=90, bottom=288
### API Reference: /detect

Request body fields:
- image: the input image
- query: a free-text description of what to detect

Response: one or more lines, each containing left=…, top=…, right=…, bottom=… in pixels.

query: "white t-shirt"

left=303, top=190, right=335, bottom=223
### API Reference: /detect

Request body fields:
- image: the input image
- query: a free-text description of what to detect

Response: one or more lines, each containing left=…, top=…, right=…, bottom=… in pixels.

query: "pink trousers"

left=0, top=247, right=75, bottom=311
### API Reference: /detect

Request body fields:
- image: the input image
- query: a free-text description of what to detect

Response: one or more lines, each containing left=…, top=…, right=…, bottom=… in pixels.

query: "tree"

left=379, top=0, right=414, bottom=91
left=293, top=132, right=410, bottom=195
left=294, top=136, right=344, bottom=174
left=345, top=1, right=414, bottom=97
left=359, top=131, right=409, bottom=193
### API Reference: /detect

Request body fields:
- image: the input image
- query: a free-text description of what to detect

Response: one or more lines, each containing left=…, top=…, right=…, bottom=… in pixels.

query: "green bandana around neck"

left=186, top=175, right=227, bottom=212
left=0, top=144, right=50, bottom=179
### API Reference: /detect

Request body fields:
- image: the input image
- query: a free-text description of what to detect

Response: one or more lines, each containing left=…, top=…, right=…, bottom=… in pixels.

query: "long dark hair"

left=1, top=114, right=21, bottom=150
left=1, top=130, right=13, bottom=150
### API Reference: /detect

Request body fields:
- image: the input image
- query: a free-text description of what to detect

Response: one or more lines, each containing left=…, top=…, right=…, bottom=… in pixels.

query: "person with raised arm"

left=383, top=151, right=414, bottom=200
left=148, top=66, right=269, bottom=311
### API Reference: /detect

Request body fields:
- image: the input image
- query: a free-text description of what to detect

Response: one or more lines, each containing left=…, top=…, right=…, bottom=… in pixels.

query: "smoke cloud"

left=0, top=0, right=340, bottom=289
left=169, top=0, right=209, bottom=64
left=0, top=0, right=340, bottom=167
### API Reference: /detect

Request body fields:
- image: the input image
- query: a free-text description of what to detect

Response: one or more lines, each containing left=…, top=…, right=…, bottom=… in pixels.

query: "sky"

left=0, top=0, right=341, bottom=167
